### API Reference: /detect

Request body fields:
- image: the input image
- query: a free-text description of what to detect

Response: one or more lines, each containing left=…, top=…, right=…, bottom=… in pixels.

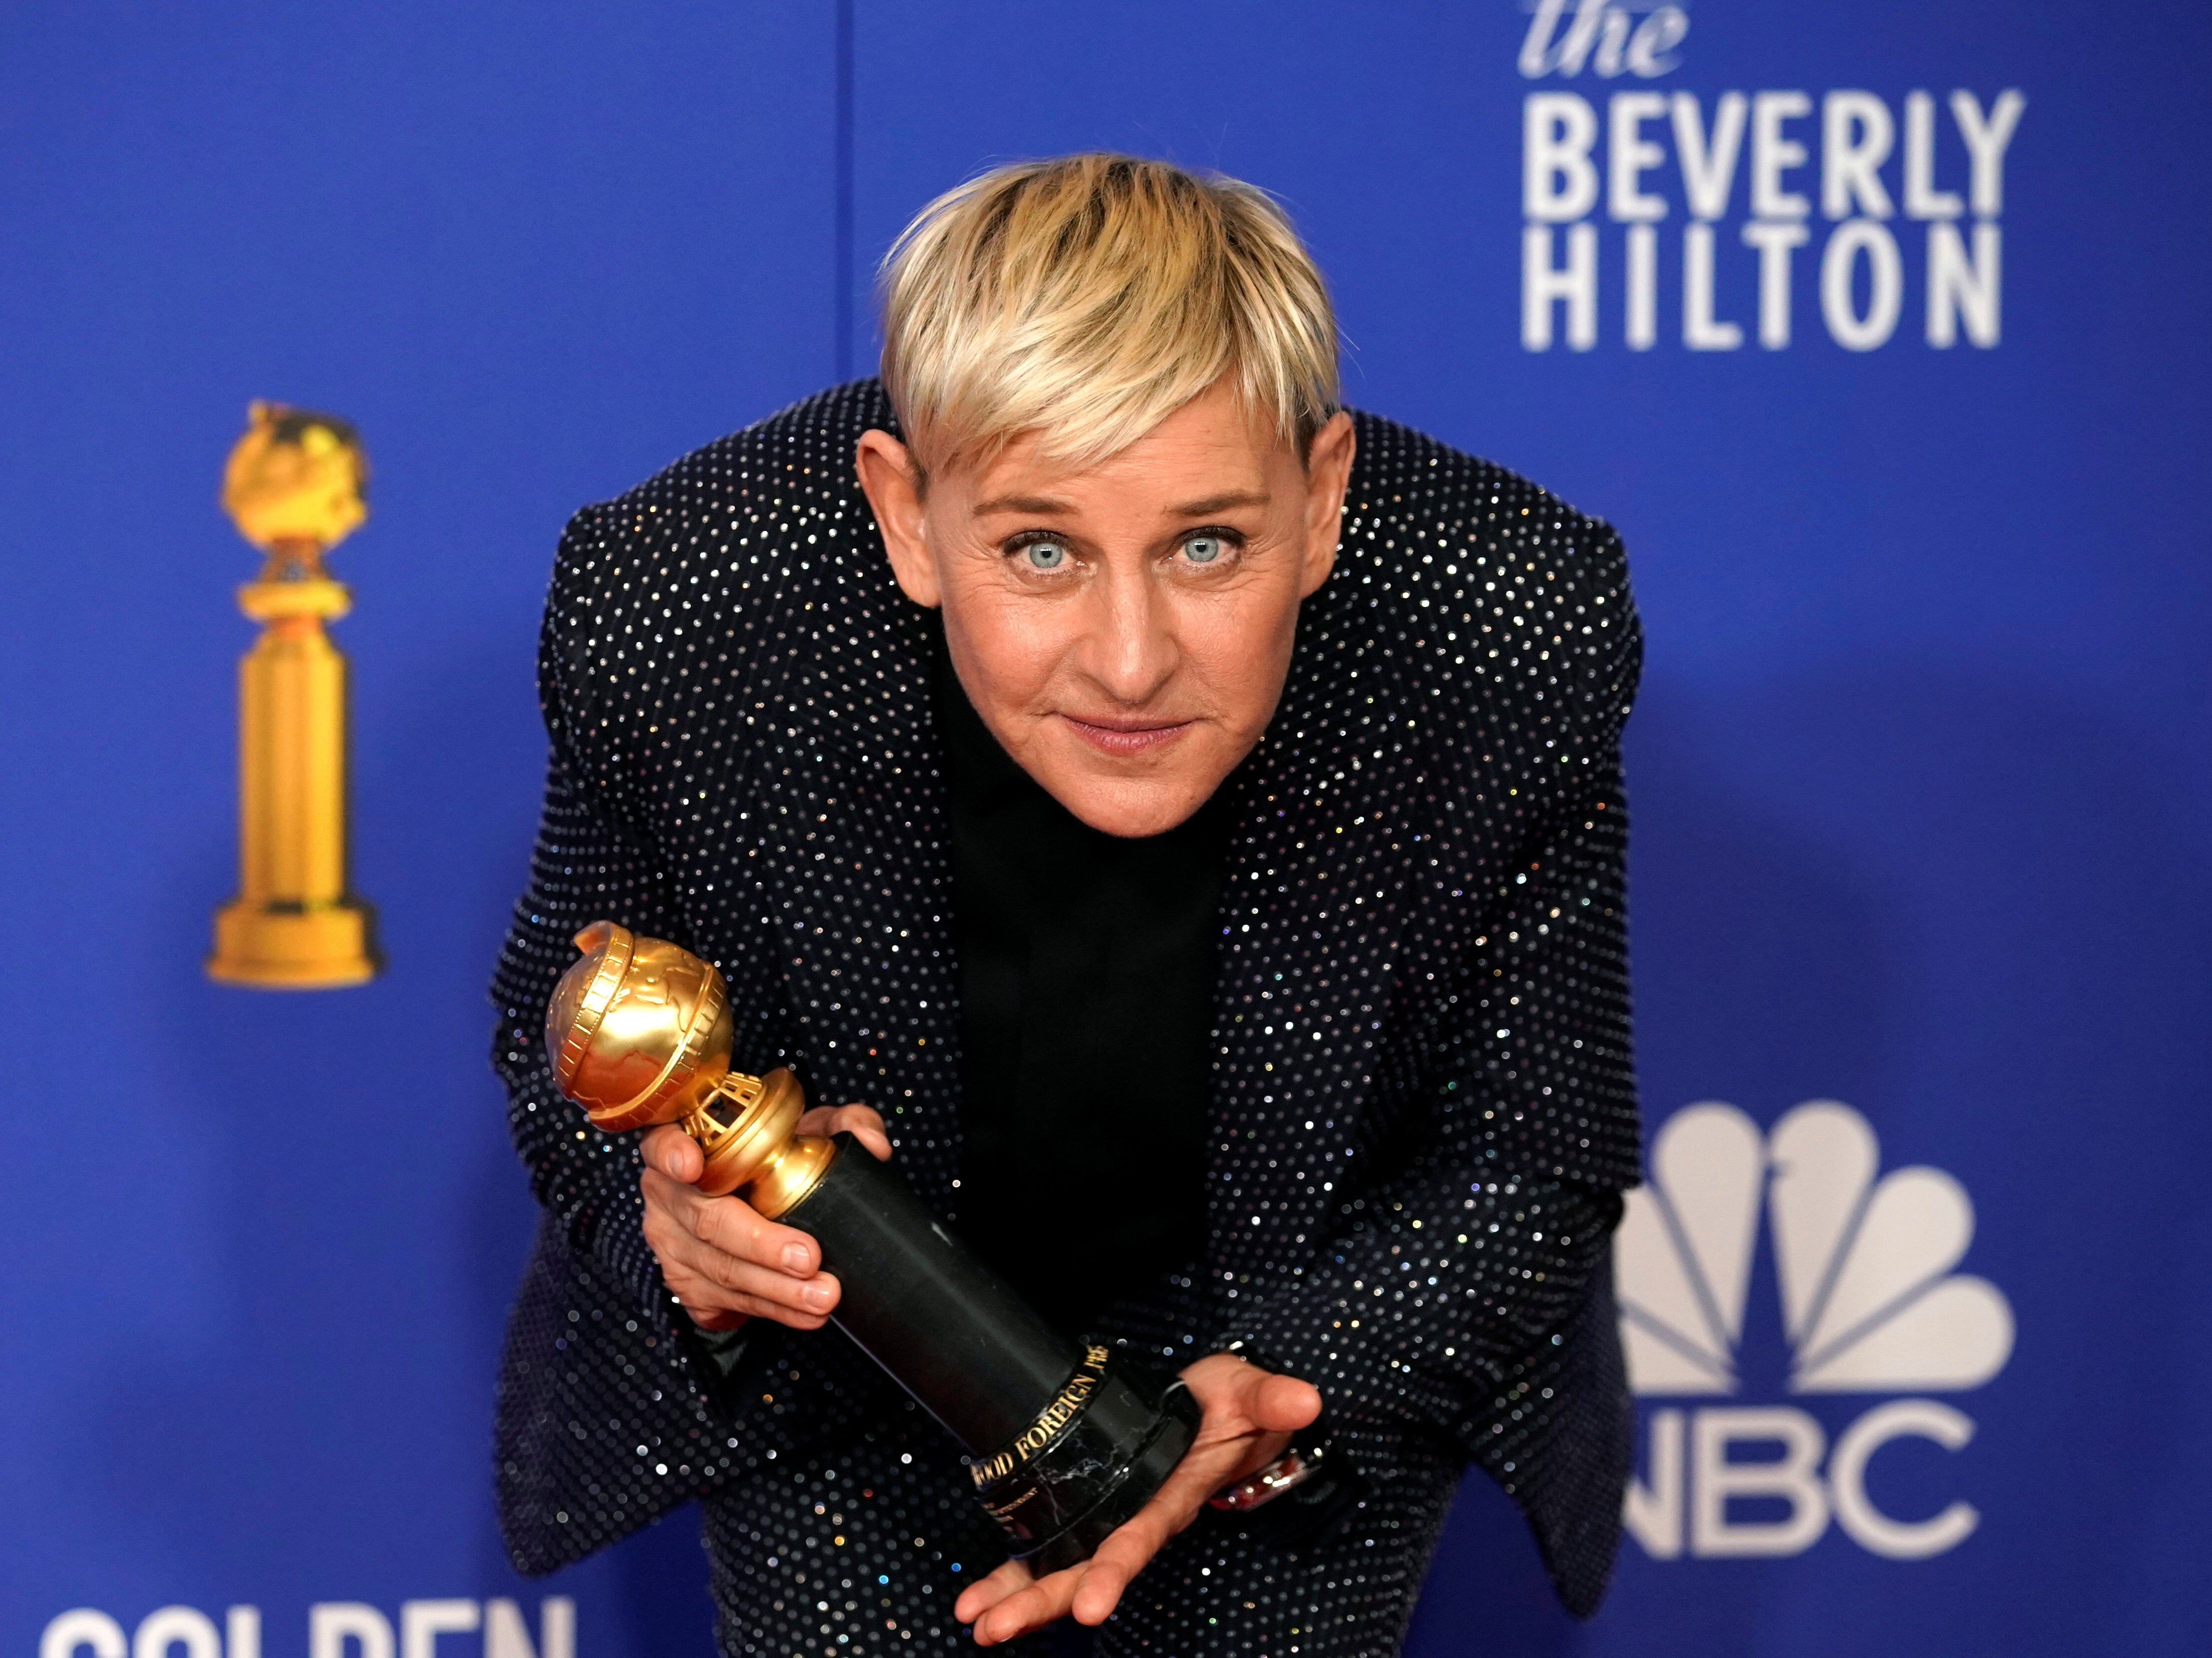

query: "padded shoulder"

left=536, top=380, right=898, bottom=765
left=1310, top=411, right=1641, bottom=776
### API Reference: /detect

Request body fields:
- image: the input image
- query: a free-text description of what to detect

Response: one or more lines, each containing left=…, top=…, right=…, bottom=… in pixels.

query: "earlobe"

left=854, top=430, right=942, bottom=608
left=1300, top=538, right=1339, bottom=599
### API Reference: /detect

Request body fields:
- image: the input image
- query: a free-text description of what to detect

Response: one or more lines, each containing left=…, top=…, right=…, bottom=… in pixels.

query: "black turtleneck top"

left=932, top=630, right=1229, bottom=1337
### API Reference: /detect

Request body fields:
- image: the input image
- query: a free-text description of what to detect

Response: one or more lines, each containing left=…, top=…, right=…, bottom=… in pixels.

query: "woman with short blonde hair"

left=492, top=152, right=1642, bottom=1656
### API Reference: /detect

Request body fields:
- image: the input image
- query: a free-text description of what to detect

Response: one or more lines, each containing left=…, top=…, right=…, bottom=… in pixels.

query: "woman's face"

left=857, top=382, right=1355, bottom=837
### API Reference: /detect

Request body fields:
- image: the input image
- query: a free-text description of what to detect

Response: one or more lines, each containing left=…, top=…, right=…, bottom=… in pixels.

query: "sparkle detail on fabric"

left=489, top=380, right=1642, bottom=1654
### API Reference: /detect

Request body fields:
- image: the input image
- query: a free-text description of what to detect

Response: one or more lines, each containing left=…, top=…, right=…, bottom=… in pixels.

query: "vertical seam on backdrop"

left=834, top=0, right=856, bottom=381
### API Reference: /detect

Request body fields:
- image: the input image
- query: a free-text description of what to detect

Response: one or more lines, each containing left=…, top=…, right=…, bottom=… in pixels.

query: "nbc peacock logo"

left=1615, top=1100, right=2014, bottom=1561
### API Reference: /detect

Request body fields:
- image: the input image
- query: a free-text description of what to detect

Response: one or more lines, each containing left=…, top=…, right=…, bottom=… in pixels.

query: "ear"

left=855, top=429, right=940, bottom=608
left=1297, top=411, right=1355, bottom=599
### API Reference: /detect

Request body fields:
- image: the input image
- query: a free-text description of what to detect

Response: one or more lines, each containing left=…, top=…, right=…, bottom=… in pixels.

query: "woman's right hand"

left=639, top=1104, right=891, bottom=1332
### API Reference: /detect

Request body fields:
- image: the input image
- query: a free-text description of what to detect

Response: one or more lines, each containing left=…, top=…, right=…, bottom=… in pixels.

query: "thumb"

left=1249, top=1371, right=1324, bottom=1435
left=642, top=1124, right=705, bottom=1183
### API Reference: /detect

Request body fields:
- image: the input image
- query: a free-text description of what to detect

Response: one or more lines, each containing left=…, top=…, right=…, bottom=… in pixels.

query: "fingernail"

left=781, top=1243, right=811, bottom=1273
left=803, top=1282, right=834, bottom=1311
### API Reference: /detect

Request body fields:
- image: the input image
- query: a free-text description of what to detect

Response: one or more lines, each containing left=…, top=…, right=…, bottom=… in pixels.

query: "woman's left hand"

left=953, top=1352, right=1323, bottom=1647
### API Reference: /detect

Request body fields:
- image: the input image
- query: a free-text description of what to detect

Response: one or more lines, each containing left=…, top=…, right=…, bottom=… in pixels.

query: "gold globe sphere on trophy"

left=549, top=920, right=835, bottom=1217
left=207, top=401, right=380, bottom=988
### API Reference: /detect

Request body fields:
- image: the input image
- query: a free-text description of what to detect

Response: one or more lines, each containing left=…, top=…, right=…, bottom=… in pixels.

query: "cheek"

left=938, top=566, right=1069, bottom=709
left=1179, top=581, right=1304, bottom=730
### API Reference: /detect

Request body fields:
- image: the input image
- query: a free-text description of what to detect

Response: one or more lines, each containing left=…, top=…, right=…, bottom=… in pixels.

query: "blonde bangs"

left=878, top=154, right=1339, bottom=477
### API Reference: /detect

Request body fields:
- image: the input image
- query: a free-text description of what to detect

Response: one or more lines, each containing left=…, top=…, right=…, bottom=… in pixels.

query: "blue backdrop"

left=4, top=3, right=2207, bottom=1655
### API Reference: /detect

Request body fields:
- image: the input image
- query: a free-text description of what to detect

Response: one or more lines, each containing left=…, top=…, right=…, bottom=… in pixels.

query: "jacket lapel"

left=1203, top=558, right=1430, bottom=1289
left=747, top=521, right=969, bottom=1209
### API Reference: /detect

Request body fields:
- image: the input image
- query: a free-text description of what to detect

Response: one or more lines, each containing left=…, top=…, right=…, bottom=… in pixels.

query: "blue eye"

left=1021, top=541, right=1068, bottom=570
left=1182, top=534, right=1225, bottom=564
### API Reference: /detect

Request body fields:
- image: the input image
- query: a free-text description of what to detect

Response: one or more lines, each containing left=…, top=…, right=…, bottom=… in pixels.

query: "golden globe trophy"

left=207, top=402, right=380, bottom=988
left=548, top=922, right=1202, bottom=1572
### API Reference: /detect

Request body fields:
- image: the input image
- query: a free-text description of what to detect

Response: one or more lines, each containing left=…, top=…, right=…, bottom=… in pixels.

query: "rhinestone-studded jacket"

left=489, top=381, right=1642, bottom=1616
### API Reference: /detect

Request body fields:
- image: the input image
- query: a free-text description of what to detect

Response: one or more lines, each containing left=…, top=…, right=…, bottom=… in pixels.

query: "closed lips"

left=1058, top=715, right=1191, bottom=754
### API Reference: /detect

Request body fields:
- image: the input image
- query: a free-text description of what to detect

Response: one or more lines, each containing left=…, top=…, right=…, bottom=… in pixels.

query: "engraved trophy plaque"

left=547, top=922, right=1202, bottom=1572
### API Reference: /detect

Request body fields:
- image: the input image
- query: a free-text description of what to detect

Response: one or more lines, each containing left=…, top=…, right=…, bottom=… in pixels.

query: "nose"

left=1079, top=558, right=1180, bottom=707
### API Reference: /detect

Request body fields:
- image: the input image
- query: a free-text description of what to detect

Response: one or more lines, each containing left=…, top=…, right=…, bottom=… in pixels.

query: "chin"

left=1014, top=720, right=1244, bottom=837
left=1046, top=773, right=1215, bottom=839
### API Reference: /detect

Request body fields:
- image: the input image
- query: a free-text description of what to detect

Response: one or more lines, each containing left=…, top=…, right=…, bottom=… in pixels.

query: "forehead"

left=957, top=384, right=1295, bottom=515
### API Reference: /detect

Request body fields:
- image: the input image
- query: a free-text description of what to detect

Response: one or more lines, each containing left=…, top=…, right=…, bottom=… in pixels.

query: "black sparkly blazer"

left=489, top=381, right=1642, bottom=1617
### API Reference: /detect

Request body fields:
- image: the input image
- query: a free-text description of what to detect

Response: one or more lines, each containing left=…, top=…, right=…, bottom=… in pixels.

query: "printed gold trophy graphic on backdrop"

left=548, top=922, right=1203, bottom=1570
left=207, top=402, right=380, bottom=988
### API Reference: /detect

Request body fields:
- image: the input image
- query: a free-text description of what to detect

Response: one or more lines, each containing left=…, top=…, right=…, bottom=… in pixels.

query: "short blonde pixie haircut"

left=878, top=153, right=1340, bottom=479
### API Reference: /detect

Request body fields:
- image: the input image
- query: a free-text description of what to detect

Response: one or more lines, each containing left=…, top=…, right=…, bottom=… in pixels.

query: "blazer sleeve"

left=1214, top=535, right=1642, bottom=1455
left=488, top=503, right=689, bottom=1316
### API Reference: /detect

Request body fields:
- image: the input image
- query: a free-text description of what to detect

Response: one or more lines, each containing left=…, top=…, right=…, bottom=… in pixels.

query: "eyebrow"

left=971, top=493, right=1072, bottom=517
left=970, top=489, right=1271, bottom=519
left=1166, top=490, right=1270, bottom=517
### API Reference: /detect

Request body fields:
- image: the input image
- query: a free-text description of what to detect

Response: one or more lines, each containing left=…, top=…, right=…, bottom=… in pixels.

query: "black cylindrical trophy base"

left=970, top=1343, right=1202, bottom=1574
left=777, top=1134, right=1199, bottom=1569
